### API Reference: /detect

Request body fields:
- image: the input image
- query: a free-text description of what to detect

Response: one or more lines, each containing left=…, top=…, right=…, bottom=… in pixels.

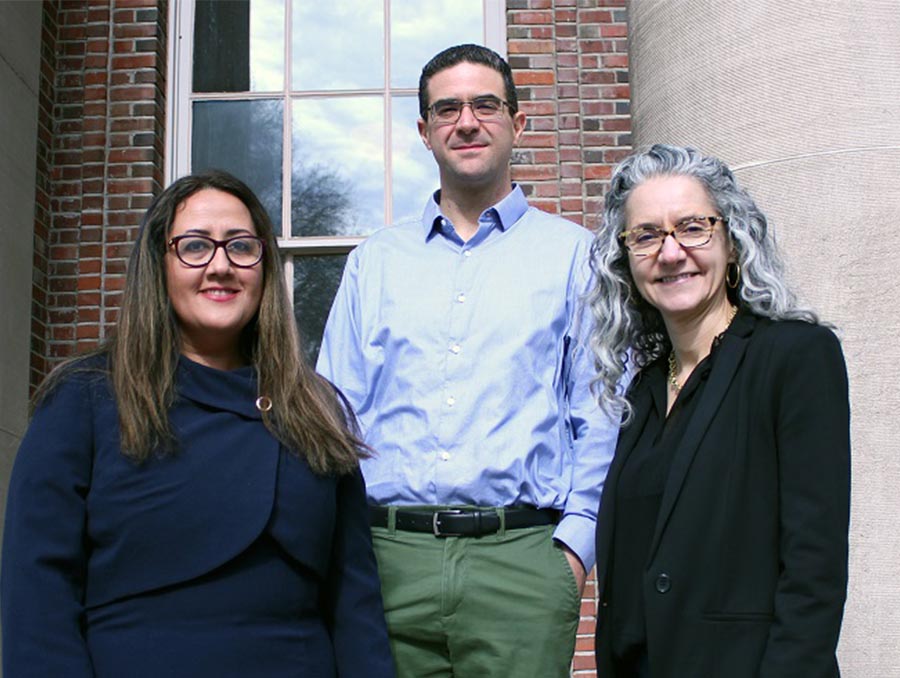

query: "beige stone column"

left=0, top=2, right=43, bottom=671
left=0, top=3, right=41, bottom=534
left=627, top=1, right=900, bottom=674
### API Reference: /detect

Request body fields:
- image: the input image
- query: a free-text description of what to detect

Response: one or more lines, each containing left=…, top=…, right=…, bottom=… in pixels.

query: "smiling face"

left=624, top=174, right=733, bottom=326
left=165, top=188, right=264, bottom=368
left=417, top=61, right=526, bottom=201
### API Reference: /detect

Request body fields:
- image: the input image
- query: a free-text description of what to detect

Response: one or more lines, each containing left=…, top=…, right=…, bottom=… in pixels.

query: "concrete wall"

left=0, top=0, right=42, bottom=547
left=627, top=1, right=900, bottom=674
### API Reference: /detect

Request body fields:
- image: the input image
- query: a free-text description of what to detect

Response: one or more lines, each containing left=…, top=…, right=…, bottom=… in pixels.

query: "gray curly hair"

left=588, top=144, right=819, bottom=422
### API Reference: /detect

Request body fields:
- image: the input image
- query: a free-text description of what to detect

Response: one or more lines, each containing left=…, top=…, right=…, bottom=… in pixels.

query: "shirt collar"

left=421, top=184, right=529, bottom=242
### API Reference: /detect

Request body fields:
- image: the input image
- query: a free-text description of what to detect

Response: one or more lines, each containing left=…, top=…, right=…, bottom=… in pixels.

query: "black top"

left=594, top=312, right=850, bottom=678
left=609, top=329, right=730, bottom=673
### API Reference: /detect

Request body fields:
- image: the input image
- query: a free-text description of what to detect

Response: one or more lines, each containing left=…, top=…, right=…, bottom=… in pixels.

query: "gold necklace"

left=667, top=305, right=739, bottom=394
left=667, top=351, right=683, bottom=394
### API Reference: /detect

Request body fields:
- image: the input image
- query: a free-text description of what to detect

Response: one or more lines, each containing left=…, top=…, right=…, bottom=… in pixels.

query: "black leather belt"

left=369, top=506, right=560, bottom=537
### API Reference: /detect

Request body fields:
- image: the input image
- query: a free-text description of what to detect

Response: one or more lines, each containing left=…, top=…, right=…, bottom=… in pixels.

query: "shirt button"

left=449, top=344, right=461, bottom=354
left=446, top=396, right=455, bottom=406
left=456, top=293, right=466, bottom=303
left=440, top=451, right=451, bottom=461
left=655, top=573, right=671, bottom=594
left=463, top=250, right=472, bottom=258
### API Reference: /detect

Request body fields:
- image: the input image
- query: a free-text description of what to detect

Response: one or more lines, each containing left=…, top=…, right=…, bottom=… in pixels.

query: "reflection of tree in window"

left=293, top=255, right=348, bottom=364
left=291, top=163, right=356, bottom=237
left=192, top=99, right=284, bottom=230
left=250, top=101, right=284, bottom=227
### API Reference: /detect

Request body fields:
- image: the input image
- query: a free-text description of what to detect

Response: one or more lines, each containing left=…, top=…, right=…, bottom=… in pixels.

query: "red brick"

left=509, top=11, right=553, bottom=24
left=602, top=117, right=631, bottom=131
left=600, top=24, right=628, bottom=38
left=73, top=291, right=99, bottom=308
left=530, top=199, right=561, bottom=214
left=508, top=39, right=555, bottom=54
left=109, top=84, right=156, bottom=101
left=572, top=653, right=597, bottom=670
left=76, top=323, right=100, bottom=339
left=521, top=100, right=557, bottom=116
left=515, top=70, right=555, bottom=86
left=111, top=54, right=156, bottom=70
left=113, top=0, right=158, bottom=8
left=519, top=132, right=558, bottom=148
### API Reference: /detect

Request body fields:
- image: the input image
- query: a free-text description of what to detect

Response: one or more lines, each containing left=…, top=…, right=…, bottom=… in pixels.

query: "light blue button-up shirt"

left=317, top=185, right=619, bottom=570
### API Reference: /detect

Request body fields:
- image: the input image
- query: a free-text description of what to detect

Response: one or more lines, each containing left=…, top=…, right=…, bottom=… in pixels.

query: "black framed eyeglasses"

left=619, top=216, right=727, bottom=257
left=427, top=96, right=514, bottom=125
left=167, top=234, right=265, bottom=268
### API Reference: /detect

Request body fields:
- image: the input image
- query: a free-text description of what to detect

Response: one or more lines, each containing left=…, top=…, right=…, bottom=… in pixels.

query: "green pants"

left=371, top=509, right=581, bottom=678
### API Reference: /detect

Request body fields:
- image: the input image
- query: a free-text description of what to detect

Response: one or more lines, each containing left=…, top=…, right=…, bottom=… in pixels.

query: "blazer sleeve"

left=2, top=375, right=97, bottom=677
left=759, top=325, right=850, bottom=678
left=322, top=469, right=396, bottom=678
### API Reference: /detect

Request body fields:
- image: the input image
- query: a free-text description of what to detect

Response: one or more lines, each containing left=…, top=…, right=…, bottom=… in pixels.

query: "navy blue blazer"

left=594, top=313, right=850, bottom=678
left=2, top=356, right=395, bottom=677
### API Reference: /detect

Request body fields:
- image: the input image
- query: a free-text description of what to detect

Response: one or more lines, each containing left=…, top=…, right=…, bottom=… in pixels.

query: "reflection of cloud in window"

left=292, top=1, right=384, bottom=90
left=391, top=96, right=438, bottom=222
left=390, top=0, right=483, bottom=89
left=249, top=0, right=285, bottom=91
left=292, top=98, right=385, bottom=235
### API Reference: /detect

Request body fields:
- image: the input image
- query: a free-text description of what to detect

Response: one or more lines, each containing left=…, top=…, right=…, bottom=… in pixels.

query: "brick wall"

left=507, top=1, right=631, bottom=676
left=33, top=0, right=167, bottom=387
left=508, top=0, right=631, bottom=232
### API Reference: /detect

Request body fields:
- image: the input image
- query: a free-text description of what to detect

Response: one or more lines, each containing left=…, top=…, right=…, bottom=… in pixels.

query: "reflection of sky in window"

left=390, top=0, right=484, bottom=89
left=392, top=95, right=438, bottom=222
left=292, top=1, right=383, bottom=90
left=292, top=97, right=385, bottom=236
left=249, top=0, right=285, bottom=91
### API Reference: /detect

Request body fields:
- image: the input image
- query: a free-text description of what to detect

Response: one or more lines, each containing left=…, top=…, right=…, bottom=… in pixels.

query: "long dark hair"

left=35, top=170, right=365, bottom=474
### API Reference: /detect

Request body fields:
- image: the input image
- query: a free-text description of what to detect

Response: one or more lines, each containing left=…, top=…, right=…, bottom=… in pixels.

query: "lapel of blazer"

left=646, top=313, right=756, bottom=562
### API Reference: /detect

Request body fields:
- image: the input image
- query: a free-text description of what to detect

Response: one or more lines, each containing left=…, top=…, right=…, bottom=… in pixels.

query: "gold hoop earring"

left=726, top=262, right=741, bottom=289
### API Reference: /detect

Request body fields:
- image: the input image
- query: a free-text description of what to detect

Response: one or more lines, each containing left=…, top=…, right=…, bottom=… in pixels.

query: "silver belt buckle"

left=432, top=509, right=464, bottom=537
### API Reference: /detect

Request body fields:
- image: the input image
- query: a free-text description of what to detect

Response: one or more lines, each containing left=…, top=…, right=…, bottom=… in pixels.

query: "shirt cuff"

left=553, top=512, right=597, bottom=573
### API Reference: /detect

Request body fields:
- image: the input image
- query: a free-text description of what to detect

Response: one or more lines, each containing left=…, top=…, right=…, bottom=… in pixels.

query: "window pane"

left=392, top=95, right=438, bottom=223
left=293, top=253, right=349, bottom=364
left=192, top=99, right=283, bottom=230
left=390, top=0, right=484, bottom=89
left=291, top=0, right=384, bottom=90
left=291, top=98, right=384, bottom=237
left=193, top=0, right=285, bottom=93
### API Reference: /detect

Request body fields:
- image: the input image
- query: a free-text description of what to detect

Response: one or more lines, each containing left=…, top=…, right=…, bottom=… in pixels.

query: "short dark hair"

left=418, top=43, right=519, bottom=120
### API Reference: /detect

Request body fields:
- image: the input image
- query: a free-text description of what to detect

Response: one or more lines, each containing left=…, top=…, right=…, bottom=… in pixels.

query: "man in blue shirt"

left=317, top=44, right=619, bottom=678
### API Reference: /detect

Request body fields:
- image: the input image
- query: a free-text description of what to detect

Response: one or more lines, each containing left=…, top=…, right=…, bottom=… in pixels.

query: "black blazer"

left=595, top=313, right=850, bottom=678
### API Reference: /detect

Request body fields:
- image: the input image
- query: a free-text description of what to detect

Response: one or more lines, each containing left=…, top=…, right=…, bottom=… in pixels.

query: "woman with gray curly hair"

left=588, top=144, right=850, bottom=678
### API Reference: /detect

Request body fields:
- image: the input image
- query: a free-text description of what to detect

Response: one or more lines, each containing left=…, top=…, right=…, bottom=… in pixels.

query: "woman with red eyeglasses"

left=2, top=170, right=395, bottom=678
